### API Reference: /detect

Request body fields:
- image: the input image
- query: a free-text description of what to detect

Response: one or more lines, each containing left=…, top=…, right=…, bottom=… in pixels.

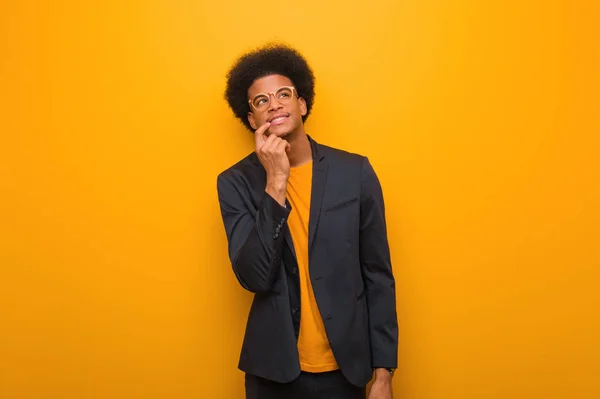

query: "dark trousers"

left=245, top=370, right=366, bottom=399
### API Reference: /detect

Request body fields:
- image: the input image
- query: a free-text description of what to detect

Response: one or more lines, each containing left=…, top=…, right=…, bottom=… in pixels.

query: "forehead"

left=248, top=74, right=294, bottom=98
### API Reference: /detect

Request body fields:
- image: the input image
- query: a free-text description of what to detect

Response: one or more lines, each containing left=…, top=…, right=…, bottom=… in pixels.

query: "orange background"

left=1, top=1, right=599, bottom=398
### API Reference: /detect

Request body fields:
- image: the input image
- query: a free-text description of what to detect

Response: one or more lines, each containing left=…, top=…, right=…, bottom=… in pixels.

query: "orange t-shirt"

left=286, top=160, right=339, bottom=373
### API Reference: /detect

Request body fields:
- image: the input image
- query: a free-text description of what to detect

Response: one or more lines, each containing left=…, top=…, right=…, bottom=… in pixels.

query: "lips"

left=268, top=113, right=290, bottom=125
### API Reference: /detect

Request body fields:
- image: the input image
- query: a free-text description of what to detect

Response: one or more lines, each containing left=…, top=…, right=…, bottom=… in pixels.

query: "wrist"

left=266, top=174, right=287, bottom=190
left=374, top=368, right=394, bottom=380
left=265, top=177, right=287, bottom=206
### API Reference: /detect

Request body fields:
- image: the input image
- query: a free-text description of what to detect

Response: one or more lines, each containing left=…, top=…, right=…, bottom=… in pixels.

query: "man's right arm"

left=217, top=172, right=289, bottom=294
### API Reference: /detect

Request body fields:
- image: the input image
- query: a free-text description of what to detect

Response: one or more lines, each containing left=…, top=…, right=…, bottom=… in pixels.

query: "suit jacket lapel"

left=308, top=137, right=327, bottom=257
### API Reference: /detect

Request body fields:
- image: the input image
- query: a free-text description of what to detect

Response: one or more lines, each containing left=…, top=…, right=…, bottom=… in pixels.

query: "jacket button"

left=292, top=268, right=297, bottom=275
left=292, top=307, right=298, bottom=315
left=273, top=233, right=279, bottom=239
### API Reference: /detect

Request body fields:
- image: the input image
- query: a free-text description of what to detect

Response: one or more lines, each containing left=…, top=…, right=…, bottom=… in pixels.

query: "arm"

left=217, top=122, right=292, bottom=294
left=217, top=173, right=289, bottom=294
left=359, top=157, right=398, bottom=370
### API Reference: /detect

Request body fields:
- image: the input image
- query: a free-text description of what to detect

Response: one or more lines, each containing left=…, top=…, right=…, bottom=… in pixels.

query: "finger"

left=254, top=122, right=271, bottom=148
left=268, top=138, right=284, bottom=154
left=260, top=133, right=279, bottom=153
left=267, top=134, right=280, bottom=147
left=275, top=139, right=289, bottom=152
left=272, top=137, right=283, bottom=149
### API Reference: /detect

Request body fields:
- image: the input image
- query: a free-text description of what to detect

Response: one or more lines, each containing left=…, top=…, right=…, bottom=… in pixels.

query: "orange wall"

left=1, top=1, right=599, bottom=398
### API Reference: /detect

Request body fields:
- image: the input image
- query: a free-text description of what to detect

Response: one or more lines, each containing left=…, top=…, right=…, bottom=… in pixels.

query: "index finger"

left=254, top=122, right=271, bottom=148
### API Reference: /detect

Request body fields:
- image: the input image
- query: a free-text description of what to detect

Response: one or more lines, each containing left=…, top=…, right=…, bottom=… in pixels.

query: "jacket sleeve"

left=359, top=157, right=399, bottom=369
left=217, top=172, right=290, bottom=294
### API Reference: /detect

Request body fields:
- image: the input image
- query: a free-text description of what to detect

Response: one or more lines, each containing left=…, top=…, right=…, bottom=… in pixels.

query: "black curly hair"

left=225, top=43, right=316, bottom=132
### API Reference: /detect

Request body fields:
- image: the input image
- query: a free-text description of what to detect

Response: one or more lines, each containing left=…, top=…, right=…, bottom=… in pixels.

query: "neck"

left=285, top=126, right=312, bottom=167
left=285, top=128, right=312, bottom=167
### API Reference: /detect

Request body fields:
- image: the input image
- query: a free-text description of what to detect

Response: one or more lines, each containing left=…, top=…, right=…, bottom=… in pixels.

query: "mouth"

left=268, top=113, right=290, bottom=125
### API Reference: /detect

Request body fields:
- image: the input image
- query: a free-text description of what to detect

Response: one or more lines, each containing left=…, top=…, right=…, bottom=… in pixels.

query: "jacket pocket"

left=324, top=197, right=358, bottom=213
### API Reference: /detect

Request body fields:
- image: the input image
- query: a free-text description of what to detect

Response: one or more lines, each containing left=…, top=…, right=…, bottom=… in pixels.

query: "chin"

left=267, top=126, right=293, bottom=138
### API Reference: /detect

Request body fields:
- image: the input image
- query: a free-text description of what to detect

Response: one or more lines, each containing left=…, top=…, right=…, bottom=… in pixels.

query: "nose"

left=267, top=93, right=284, bottom=111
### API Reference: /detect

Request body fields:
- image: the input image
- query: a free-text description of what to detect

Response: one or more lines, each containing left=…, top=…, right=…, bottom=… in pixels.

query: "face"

left=247, top=74, right=307, bottom=138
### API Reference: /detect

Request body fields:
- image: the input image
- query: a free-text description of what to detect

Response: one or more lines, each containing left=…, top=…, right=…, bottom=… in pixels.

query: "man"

left=217, top=43, right=398, bottom=399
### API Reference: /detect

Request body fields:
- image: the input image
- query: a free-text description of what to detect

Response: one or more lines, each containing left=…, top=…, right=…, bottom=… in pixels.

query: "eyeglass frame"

left=248, top=86, right=298, bottom=111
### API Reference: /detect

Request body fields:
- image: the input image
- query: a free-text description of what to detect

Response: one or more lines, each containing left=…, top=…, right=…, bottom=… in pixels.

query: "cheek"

left=289, top=104, right=302, bottom=118
left=252, top=113, right=268, bottom=127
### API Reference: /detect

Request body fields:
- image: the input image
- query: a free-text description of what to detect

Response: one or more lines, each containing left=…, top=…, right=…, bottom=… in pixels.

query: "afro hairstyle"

left=225, top=43, right=316, bottom=132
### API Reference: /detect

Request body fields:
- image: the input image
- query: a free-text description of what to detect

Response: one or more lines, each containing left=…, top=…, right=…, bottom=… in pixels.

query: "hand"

left=368, top=369, right=393, bottom=399
left=254, top=122, right=291, bottom=206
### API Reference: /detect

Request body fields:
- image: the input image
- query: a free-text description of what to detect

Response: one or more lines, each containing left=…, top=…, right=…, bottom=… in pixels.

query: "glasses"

left=248, top=86, right=297, bottom=111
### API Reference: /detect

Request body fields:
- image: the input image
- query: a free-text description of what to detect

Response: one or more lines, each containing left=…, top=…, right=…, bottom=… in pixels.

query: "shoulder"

left=217, top=152, right=259, bottom=188
left=314, top=140, right=379, bottom=186
left=317, top=142, right=366, bottom=166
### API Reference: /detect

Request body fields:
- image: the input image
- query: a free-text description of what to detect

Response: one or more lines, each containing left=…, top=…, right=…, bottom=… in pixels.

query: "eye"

left=253, top=95, right=269, bottom=107
left=277, top=88, right=293, bottom=99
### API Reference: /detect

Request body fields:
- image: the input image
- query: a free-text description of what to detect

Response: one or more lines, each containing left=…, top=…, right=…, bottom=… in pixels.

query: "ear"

left=298, top=97, right=307, bottom=117
left=247, top=111, right=257, bottom=130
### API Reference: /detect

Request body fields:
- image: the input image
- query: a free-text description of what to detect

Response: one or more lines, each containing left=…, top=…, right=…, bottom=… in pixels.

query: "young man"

left=217, top=44, right=398, bottom=399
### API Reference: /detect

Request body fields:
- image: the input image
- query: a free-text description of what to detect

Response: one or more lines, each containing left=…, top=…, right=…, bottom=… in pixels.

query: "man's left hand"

left=368, top=369, right=393, bottom=399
